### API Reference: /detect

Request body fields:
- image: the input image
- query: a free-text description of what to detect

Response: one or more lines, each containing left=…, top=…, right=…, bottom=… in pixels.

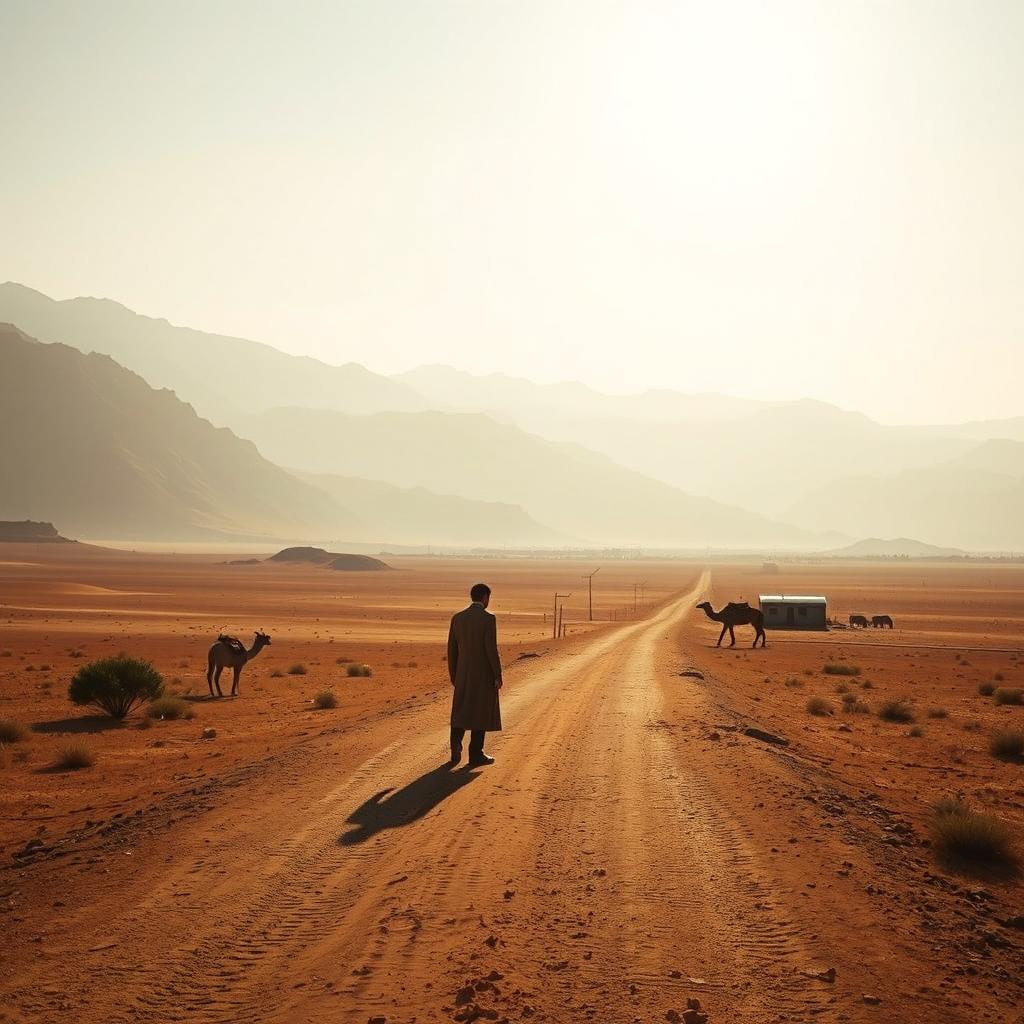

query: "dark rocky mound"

left=324, top=553, right=391, bottom=572
left=269, top=546, right=391, bottom=571
left=268, top=546, right=335, bottom=564
left=0, top=520, right=73, bottom=543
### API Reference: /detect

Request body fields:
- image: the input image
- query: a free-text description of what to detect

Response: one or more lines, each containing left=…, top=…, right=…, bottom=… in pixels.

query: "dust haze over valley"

left=3, top=4, right=1024, bottom=1024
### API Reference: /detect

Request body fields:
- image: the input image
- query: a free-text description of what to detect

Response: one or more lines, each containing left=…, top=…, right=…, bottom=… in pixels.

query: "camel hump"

left=725, top=601, right=751, bottom=610
left=217, top=633, right=245, bottom=652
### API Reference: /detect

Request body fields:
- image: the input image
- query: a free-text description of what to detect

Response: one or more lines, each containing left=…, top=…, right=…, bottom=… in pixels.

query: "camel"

left=696, top=601, right=766, bottom=648
left=207, top=631, right=271, bottom=697
left=849, top=614, right=869, bottom=628
left=871, top=615, right=894, bottom=629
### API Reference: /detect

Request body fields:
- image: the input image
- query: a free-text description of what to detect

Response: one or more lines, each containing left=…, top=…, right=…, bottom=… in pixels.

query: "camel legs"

left=212, top=665, right=225, bottom=698
left=231, top=665, right=241, bottom=697
left=727, top=624, right=736, bottom=647
left=716, top=623, right=728, bottom=647
left=754, top=627, right=766, bottom=649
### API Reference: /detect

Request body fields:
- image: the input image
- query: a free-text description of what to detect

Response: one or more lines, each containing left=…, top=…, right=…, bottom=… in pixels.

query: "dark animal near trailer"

left=697, top=601, right=767, bottom=649
left=207, top=631, right=272, bottom=697
left=849, top=614, right=869, bottom=628
left=871, top=615, right=894, bottom=629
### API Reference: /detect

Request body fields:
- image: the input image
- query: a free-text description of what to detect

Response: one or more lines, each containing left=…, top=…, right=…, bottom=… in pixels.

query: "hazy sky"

left=3, top=1, right=1022, bottom=423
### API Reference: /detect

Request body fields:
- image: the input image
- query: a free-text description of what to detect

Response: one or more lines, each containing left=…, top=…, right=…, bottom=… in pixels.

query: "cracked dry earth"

left=3, top=570, right=1021, bottom=1024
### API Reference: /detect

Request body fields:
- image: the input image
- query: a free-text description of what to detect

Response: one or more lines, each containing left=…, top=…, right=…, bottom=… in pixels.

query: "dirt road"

left=3, top=571, right=1014, bottom=1024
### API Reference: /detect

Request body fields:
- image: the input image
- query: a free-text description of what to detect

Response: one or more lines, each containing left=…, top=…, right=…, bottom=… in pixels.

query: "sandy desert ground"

left=1, top=548, right=1022, bottom=1024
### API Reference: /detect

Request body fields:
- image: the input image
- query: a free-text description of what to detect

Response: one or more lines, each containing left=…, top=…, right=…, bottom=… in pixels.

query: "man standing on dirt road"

left=447, top=582, right=502, bottom=767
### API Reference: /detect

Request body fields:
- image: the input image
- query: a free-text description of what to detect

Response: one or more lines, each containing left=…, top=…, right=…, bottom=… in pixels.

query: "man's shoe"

left=468, top=753, right=495, bottom=767
left=450, top=743, right=462, bottom=767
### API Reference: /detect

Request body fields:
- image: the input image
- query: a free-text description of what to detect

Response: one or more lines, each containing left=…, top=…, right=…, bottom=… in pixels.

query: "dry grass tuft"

left=927, top=707, right=948, bottom=719
left=978, top=681, right=996, bottom=697
left=989, top=728, right=1024, bottom=761
left=56, top=743, right=95, bottom=770
left=930, top=798, right=1017, bottom=869
left=313, top=690, right=338, bottom=710
left=146, top=696, right=194, bottom=721
left=993, top=687, right=1023, bottom=706
left=0, top=719, right=29, bottom=743
left=823, top=663, right=861, bottom=677
left=346, top=663, right=373, bottom=678
left=879, top=700, right=915, bottom=723
left=287, top=663, right=308, bottom=676
left=806, top=696, right=832, bottom=716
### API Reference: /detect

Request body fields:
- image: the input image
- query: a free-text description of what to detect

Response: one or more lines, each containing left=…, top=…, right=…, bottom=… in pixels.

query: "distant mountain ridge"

left=238, top=406, right=826, bottom=548
left=823, top=537, right=966, bottom=558
left=0, top=283, right=426, bottom=425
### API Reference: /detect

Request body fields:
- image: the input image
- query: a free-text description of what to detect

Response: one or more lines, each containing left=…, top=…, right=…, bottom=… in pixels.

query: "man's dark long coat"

left=448, top=602, right=502, bottom=732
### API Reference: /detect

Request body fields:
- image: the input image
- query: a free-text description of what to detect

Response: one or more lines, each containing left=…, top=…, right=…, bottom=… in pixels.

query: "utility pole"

left=632, top=582, right=640, bottom=617
left=553, top=592, right=571, bottom=639
left=582, top=567, right=600, bottom=622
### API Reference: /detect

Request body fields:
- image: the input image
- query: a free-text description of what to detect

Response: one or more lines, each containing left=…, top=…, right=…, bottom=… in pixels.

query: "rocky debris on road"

left=678, top=669, right=705, bottom=680
left=517, top=652, right=542, bottom=660
left=201, top=727, right=217, bottom=739
left=743, top=726, right=789, bottom=746
left=803, top=966, right=837, bottom=983
left=667, top=997, right=710, bottom=1024
left=863, top=994, right=882, bottom=1004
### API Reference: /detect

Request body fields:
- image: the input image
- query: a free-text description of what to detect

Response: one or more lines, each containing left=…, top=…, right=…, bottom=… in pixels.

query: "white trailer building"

left=759, top=594, right=827, bottom=630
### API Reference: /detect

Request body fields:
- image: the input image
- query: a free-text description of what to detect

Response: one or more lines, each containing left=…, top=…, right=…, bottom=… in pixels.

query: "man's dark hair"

left=470, top=583, right=491, bottom=602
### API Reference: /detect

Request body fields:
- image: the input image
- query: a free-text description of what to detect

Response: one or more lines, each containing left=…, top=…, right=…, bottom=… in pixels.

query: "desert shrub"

left=270, top=669, right=284, bottom=678
left=313, top=690, right=338, bottom=710
left=963, top=719, right=983, bottom=732
left=806, top=696, right=832, bottom=716
left=56, top=742, right=95, bottom=770
left=835, top=682, right=851, bottom=695
left=994, top=672, right=1005, bottom=681
left=989, top=728, right=1024, bottom=761
left=861, top=679, right=873, bottom=690
left=784, top=677, right=802, bottom=688
left=68, top=656, right=164, bottom=719
left=407, top=661, right=418, bottom=668
left=146, top=696, right=193, bottom=721
left=823, top=663, right=860, bottom=677
left=909, top=725, right=925, bottom=738
left=0, top=649, right=12, bottom=657
left=841, top=691, right=858, bottom=706
left=929, top=798, right=1017, bottom=867
left=978, top=682, right=996, bottom=697
left=335, top=656, right=353, bottom=665
left=0, top=719, right=28, bottom=743
left=69, top=648, right=85, bottom=658
left=879, top=700, right=915, bottom=723
left=927, top=707, right=948, bottom=719
left=993, top=687, right=1023, bottom=706
left=287, top=663, right=308, bottom=676
left=850, top=699, right=872, bottom=714
left=346, top=663, right=372, bottom=678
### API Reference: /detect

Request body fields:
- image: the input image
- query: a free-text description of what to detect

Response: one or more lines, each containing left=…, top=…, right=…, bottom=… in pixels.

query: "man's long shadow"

left=339, top=763, right=480, bottom=846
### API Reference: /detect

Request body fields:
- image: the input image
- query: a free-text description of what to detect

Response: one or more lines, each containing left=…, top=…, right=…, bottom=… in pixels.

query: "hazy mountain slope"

left=0, top=324, right=357, bottom=541
left=396, top=364, right=767, bottom=423
left=300, top=473, right=562, bottom=547
left=823, top=537, right=966, bottom=558
left=0, top=283, right=426, bottom=424
left=239, top=407, right=822, bottom=548
left=396, top=366, right=987, bottom=514
left=789, top=440, right=1024, bottom=551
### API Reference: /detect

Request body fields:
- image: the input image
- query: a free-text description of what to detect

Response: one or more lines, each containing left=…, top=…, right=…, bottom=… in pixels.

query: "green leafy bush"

left=68, top=656, right=164, bottom=719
